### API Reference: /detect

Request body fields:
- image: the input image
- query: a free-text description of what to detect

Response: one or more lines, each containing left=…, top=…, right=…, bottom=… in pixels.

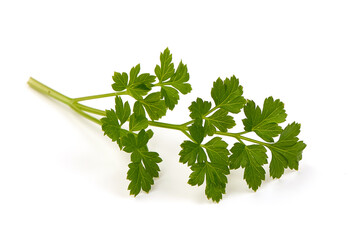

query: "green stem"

left=28, top=77, right=73, bottom=105
left=181, top=120, right=193, bottom=127
left=28, top=77, right=103, bottom=125
left=206, top=106, right=218, bottom=116
left=239, top=135, right=270, bottom=146
left=71, top=105, right=102, bottom=125
left=74, top=103, right=106, bottom=116
left=181, top=130, right=195, bottom=142
left=148, top=121, right=185, bottom=131
left=73, top=91, right=128, bottom=102
left=214, top=131, right=241, bottom=141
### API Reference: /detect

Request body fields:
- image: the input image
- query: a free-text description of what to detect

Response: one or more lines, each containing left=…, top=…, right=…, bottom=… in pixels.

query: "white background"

left=1, top=0, right=359, bottom=239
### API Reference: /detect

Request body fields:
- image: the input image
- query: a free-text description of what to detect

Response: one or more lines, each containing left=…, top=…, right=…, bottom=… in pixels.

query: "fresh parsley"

left=28, top=48, right=306, bottom=202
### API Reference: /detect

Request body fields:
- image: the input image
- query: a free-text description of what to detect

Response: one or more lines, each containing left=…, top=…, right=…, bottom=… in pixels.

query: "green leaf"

left=155, top=49, right=191, bottom=109
left=128, top=85, right=151, bottom=100
left=205, top=109, right=236, bottom=135
left=112, top=72, right=128, bottom=91
left=140, top=151, right=162, bottom=177
left=128, top=64, right=141, bottom=85
left=210, top=76, right=246, bottom=113
left=189, top=98, right=212, bottom=120
left=127, top=150, right=162, bottom=196
left=242, top=97, right=287, bottom=142
left=127, top=154, right=151, bottom=195
left=179, top=135, right=230, bottom=202
left=154, top=48, right=175, bottom=82
left=101, top=96, right=131, bottom=142
left=115, top=96, right=131, bottom=125
left=203, top=137, right=229, bottom=165
left=122, top=130, right=162, bottom=196
left=188, top=161, right=229, bottom=203
left=161, top=86, right=179, bottom=110
left=116, top=129, right=131, bottom=150
left=122, top=133, right=138, bottom=152
left=187, top=163, right=206, bottom=186
left=186, top=137, right=229, bottom=202
left=188, top=123, right=205, bottom=144
left=133, top=100, right=146, bottom=117
left=204, top=120, right=216, bottom=136
left=122, top=130, right=151, bottom=153
left=129, top=115, right=148, bottom=131
left=129, top=101, right=148, bottom=131
left=101, top=109, right=120, bottom=141
left=268, top=122, right=306, bottom=179
left=141, top=92, right=167, bottom=120
left=229, top=142, right=268, bottom=191
left=126, top=64, right=156, bottom=100
left=204, top=177, right=227, bottom=203
left=179, top=141, right=206, bottom=166
left=166, top=61, right=191, bottom=94
left=137, top=129, right=151, bottom=148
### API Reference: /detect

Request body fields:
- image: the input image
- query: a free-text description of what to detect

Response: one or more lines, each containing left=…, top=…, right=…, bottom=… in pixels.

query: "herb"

left=27, top=48, right=306, bottom=202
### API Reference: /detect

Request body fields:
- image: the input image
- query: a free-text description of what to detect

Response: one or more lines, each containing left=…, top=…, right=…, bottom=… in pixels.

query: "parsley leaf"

left=115, top=96, right=131, bottom=125
left=126, top=64, right=156, bottom=100
left=101, top=96, right=130, bottom=144
left=203, top=137, right=229, bottom=166
left=189, top=98, right=235, bottom=136
left=179, top=120, right=230, bottom=202
left=154, top=47, right=175, bottom=83
left=101, top=109, right=121, bottom=141
left=166, top=61, right=191, bottom=94
left=242, top=97, right=287, bottom=142
left=179, top=141, right=207, bottom=166
left=188, top=123, right=205, bottom=144
left=179, top=123, right=207, bottom=165
left=129, top=101, right=148, bottom=131
left=122, top=130, right=162, bottom=196
left=112, top=72, right=128, bottom=91
left=229, top=142, right=268, bottom=191
left=188, top=137, right=230, bottom=202
left=268, top=122, right=306, bottom=178
left=160, top=86, right=179, bottom=110
left=155, top=48, right=191, bottom=110
left=188, top=98, right=212, bottom=121
left=140, top=92, right=167, bottom=120
left=210, top=76, right=246, bottom=113
left=204, top=109, right=236, bottom=136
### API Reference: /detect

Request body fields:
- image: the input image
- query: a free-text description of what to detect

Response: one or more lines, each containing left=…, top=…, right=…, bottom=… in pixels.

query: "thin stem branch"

left=238, top=135, right=270, bottom=146
left=74, top=103, right=106, bottom=116
left=181, top=130, right=195, bottom=142
left=214, top=131, right=241, bottom=141
left=181, top=120, right=193, bottom=127
left=71, top=105, right=102, bottom=125
left=73, top=91, right=128, bottom=102
left=148, top=121, right=185, bottom=131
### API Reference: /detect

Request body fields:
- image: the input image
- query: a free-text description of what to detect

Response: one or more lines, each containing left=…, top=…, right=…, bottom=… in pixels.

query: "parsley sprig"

left=28, top=48, right=306, bottom=202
